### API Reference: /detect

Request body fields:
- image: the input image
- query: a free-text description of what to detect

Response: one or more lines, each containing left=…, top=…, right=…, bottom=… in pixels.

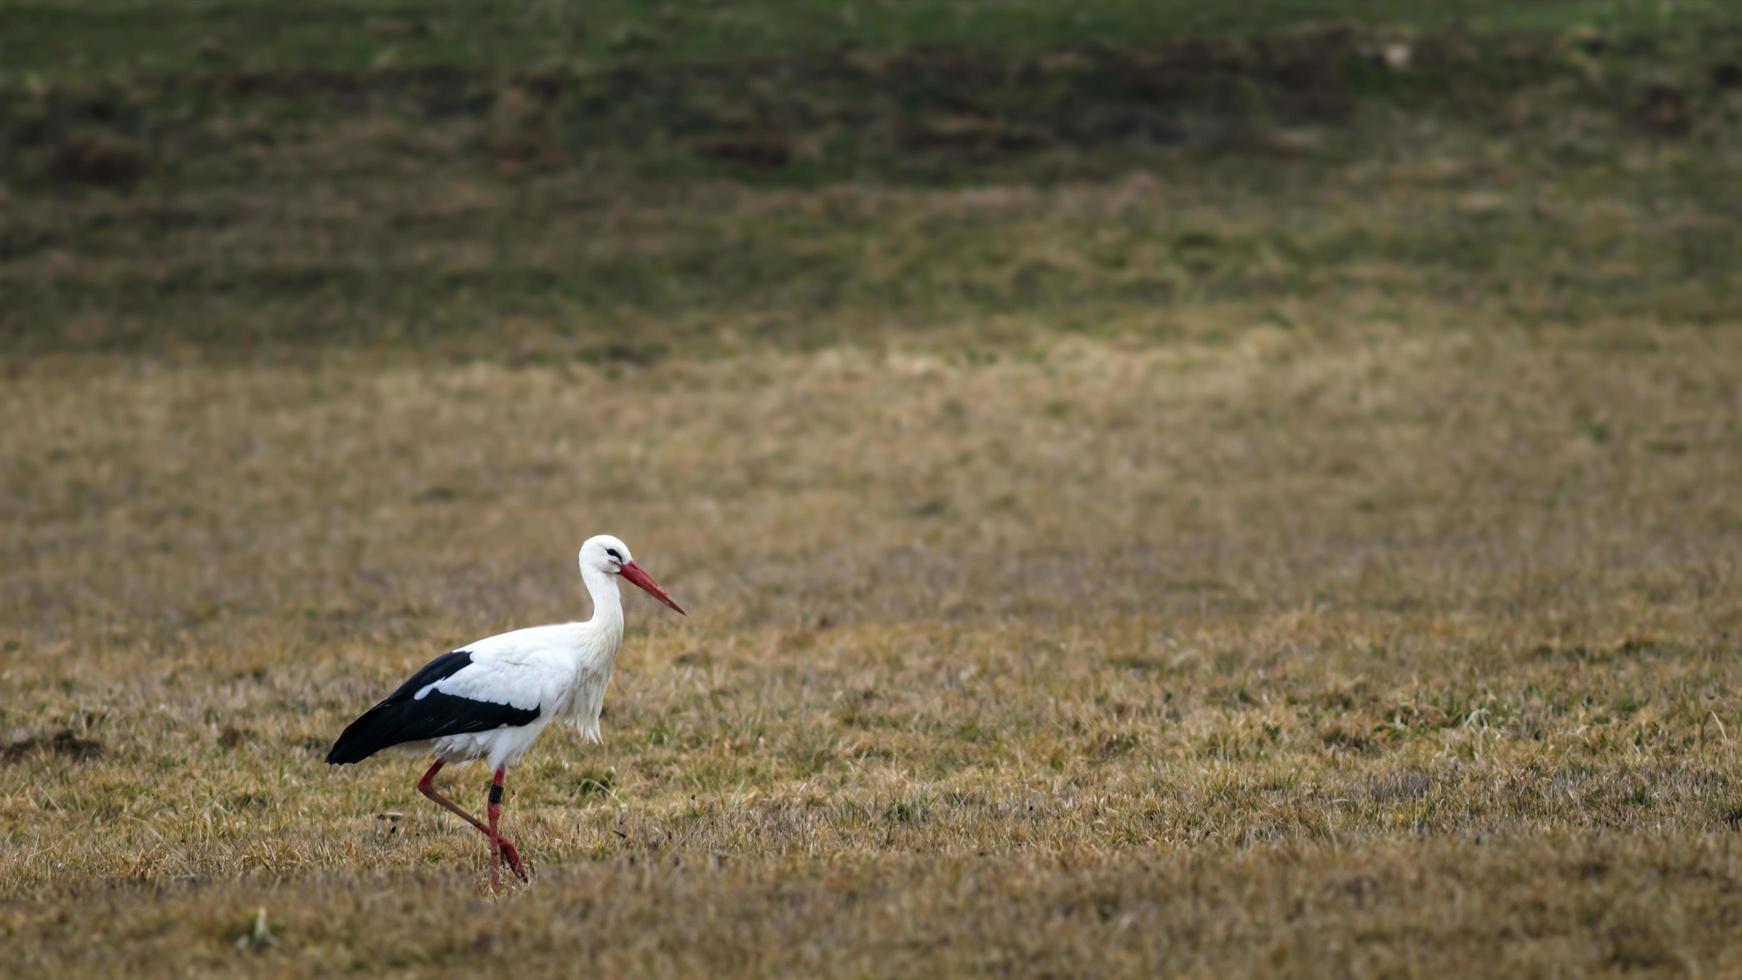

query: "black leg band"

left=488, top=783, right=504, bottom=804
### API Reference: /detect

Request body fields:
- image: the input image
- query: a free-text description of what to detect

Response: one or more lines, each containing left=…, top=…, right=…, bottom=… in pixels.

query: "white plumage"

left=326, top=534, right=685, bottom=889
left=409, top=621, right=613, bottom=768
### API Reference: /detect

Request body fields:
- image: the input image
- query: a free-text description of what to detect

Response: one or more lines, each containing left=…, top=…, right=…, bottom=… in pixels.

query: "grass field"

left=5, top=1, right=1742, bottom=976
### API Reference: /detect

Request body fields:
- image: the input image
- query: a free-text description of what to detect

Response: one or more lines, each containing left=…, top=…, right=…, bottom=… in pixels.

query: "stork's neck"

left=578, top=565, right=625, bottom=658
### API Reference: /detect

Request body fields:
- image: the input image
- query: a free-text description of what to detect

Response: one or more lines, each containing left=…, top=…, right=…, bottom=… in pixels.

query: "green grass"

left=4, top=1, right=1742, bottom=976
left=5, top=28, right=1740, bottom=355
left=5, top=0, right=1732, bottom=77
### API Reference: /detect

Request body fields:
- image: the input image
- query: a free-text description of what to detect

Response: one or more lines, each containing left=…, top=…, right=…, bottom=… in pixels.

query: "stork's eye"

left=605, top=547, right=623, bottom=562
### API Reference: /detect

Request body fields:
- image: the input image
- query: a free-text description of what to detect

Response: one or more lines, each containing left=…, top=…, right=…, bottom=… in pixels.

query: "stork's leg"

left=416, top=760, right=526, bottom=880
left=485, top=765, right=522, bottom=890
left=416, top=761, right=485, bottom=832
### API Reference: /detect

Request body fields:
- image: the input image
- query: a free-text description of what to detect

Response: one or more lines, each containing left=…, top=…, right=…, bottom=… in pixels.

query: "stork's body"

left=326, top=535, right=684, bottom=889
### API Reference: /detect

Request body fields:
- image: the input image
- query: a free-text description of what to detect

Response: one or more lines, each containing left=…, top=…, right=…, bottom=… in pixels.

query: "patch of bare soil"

left=0, top=729, right=105, bottom=763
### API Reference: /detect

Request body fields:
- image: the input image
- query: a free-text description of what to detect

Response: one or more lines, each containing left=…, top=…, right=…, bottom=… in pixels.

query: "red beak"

left=619, top=560, right=686, bottom=615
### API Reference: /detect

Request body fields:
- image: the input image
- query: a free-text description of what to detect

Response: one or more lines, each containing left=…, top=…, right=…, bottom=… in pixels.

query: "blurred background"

left=5, top=0, right=1738, bottom=632
left=4, top=1, right=1742, bottom=975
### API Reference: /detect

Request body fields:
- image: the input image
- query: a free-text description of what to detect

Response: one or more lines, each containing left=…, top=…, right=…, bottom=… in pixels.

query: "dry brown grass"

left=4, top=321, right=1742, bottom=975
left=7, top=3, right=1742, bottom=972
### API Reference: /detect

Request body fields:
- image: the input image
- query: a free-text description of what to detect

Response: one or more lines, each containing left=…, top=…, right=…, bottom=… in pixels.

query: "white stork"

left=326, top=534, right=685, bottom=889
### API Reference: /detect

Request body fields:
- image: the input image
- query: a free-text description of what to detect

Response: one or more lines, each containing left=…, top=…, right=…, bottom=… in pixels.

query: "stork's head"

left=580, top=534, right=686, bottom=615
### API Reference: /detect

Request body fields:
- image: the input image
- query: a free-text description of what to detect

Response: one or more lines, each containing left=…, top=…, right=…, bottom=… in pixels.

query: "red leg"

left=486, top=765, right=527, bottom=890
left=416, top=760, right=526, bottom=881
left=417, top=760, right=487, bottom=833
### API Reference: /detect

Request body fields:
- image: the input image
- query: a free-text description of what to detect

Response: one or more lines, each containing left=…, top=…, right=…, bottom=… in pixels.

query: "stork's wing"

left=325, top=650, right=541, bottom=765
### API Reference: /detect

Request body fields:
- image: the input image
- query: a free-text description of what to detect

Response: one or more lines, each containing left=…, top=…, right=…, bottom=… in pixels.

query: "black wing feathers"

left=325, top=650, right=540, bottom=765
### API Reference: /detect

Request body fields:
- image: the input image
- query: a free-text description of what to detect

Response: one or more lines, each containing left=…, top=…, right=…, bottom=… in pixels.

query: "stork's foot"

left=484, top=837, right=529, bottom=894
left=499, top=838, right=530, bottom=882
